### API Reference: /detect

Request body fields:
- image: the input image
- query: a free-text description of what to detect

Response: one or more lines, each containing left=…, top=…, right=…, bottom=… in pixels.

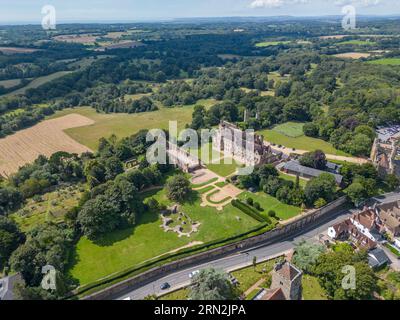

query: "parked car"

left=160, top=282, right=171, bottom=290
left=189, top=270, right=200, bottom=279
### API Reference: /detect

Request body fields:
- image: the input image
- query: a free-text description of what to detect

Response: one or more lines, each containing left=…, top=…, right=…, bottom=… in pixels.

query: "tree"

left=0, top=216, right=25, bottom=267
left=0, top=187, right=23, bottom=216
left=252, top=257, right=257, bottom=270
left=385, top=174, right=400, bottom=191
left=303, top=123, right=319, bottom=137
left=292, top=241, right=326, bottom=273
left=345, top=182, right=368, bottom=206
left=165, top=175, right=191, bottom=203
left=313, top=250, right=377, bottom=300
left=77, top=195, right=122, bottom=240
left=305, top=173, right=336, bottom=206
left=299, top=150, right=327, bottom=170
left=10, top=223, right=72, bottom=287
left=189, top=268, right=235, bottom=300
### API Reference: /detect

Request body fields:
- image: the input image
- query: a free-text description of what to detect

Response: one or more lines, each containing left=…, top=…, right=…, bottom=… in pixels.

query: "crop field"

left=0, top=78, right=22, bottom=88
left=368, top=58, right=400, bottom=65
left=0, top=46, right=40, bottom=54
left=255, top=41, right=291, bottom=47
left=50, top=99, right=218, bottom=150
left=53, top=33, right=99, bottom=44
left=0, top=114, right=94, bottom=176
left=4, top=71, right=72, bottom=97
left=337, top=40, right=377, bottom=46
left=69, top=187, right=260, bottom=285
left=334, top=52, right=371, bottom=59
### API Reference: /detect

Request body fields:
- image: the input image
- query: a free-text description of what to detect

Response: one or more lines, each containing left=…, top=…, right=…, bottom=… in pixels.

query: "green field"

left=49, top=101, right=217, bottom=150
left=273, top=122, right=305, bottom=138
left=4, top=71, right=72, bottom=97
left=0, top=78, right=22, bottom=89
left=238, top=191, right=301, bottom=220
left=338, top=40, right=377, bottom=46
left=368, top=58, right=400, bottom=66
left=258, top=123, right=349, bottom=156
left=69, top=187, right=260, bottom=285
left=256, top=41, right=291, bottom=47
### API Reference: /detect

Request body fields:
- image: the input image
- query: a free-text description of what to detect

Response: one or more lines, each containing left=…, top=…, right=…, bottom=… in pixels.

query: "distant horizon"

left=1, top=0, right=400, bottom=26
left=1, top=14, right=400, bottom=27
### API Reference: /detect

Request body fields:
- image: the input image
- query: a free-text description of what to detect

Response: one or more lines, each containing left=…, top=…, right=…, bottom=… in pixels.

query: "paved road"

left=117, top=208, right=355, bottom=300
left=115, top=192, right=400, bottom=300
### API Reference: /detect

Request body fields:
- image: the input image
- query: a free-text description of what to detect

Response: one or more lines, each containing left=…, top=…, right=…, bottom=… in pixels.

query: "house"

left=213, top=121, right=281, bottom=167
left=368, top=248, right=390, bottom=269
left=328, top=216, right=378, bottom=251
left=394, top=238, right=400, bottom=250
left=370, top=136, right=400, bottom=178
left=278, top=160, right=343, bottom=186
left=328, top=219, right=353, bottom=240
left=254, top=261, right=302, bottom=301
left=377, top=201, right=400, bottom=237
left=350, top=208, right=382, bottom=243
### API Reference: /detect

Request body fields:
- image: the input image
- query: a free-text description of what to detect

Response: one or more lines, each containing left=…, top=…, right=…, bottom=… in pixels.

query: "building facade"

left=213, top=121, right=281, bottom=167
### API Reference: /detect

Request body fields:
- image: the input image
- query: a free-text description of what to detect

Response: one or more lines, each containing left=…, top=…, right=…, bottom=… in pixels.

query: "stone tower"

left=271, top=260, right=303, bottom=300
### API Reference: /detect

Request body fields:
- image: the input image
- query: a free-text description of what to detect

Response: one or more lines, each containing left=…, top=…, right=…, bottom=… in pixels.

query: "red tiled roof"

left=276, top=263, right=301, bottom=281
left=261, top=288, right=286, bottom=301
left=353, top=209, right=377, bottom=230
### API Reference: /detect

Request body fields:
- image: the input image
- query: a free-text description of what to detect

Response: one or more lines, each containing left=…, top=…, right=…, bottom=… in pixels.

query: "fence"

left=83, top=196, right=347, bottom=300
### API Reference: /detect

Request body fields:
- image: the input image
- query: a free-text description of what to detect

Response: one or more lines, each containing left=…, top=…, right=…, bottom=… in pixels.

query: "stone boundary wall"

left=83, top=196, right=347, bottom=300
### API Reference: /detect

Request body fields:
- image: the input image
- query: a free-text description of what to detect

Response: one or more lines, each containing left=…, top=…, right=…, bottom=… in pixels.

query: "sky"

left=0, top=0, right=400, bottom=23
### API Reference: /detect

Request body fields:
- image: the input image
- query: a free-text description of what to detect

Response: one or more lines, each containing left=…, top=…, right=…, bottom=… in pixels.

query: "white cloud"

left=333, top=0, right=381, bottom=6
left=249, top=0, right=381, bottom=9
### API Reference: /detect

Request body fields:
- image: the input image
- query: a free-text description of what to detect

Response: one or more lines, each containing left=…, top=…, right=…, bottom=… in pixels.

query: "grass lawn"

left=238, top=192, right=302, bottom=220
left=279, top=172, right=308, bottom=189
left=337, top=40, right=377, bottom=46
left=258, top=126, right=349, bottom=156
left=368, top=58, right=400, bottom=66
left=4, top=71, right=72, bottom=97
left=49, top=100, right=217, bottom=150
left=302, top=275, right=328, bottom=300
left=69, top=188, right=261, bottom=286
left=159, top=288, right=189, bottom=300
left=273, top=122, right=305, bottom=138
left=256, top=41, right=291, bottom=47
left=206, top=158, right=243, bottom=177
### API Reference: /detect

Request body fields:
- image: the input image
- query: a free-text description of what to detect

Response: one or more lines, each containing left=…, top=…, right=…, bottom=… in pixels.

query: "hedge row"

left=232, top=199, right=271, bottom=223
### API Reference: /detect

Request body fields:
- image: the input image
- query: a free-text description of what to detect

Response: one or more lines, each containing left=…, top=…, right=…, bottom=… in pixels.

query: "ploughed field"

left=0, top=114, right=94, bottom=176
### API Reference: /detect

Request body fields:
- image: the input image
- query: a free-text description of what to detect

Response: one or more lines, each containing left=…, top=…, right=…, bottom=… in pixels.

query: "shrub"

left=268, top=210, right=276, bottom=218
left=246, top=198, right=254, bottom=206
left=314, top=198, right=327, bottom=209
left=253, top=202, right=262, bottom=211
left=231, top=200, right=270, bottom=223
